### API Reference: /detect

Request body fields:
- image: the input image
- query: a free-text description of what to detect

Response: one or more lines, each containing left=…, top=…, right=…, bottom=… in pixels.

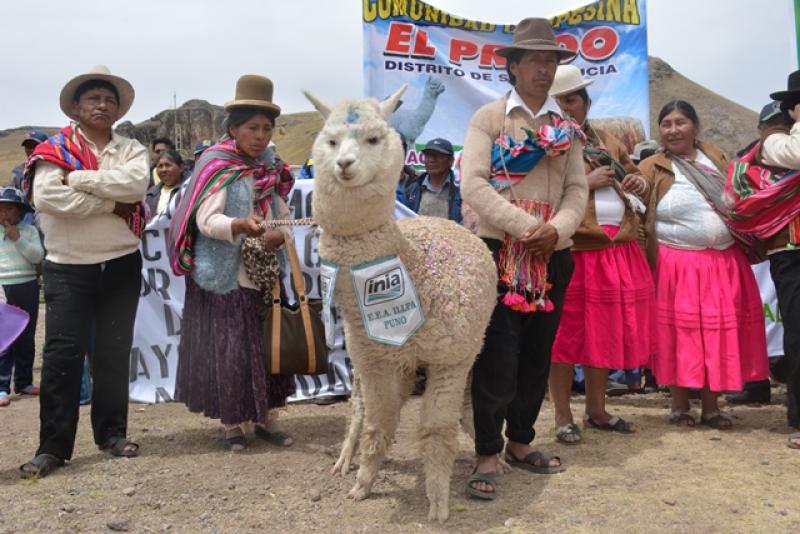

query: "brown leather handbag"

left=263, top=243, right=328, bottom=376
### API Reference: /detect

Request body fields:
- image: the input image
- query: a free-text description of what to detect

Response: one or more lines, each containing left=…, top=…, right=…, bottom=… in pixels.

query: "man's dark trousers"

left=37, top=251, right=142, bottom=460
left=770, top=250, right=800, bottom=428
left=472, top=245, right=573, bottom=455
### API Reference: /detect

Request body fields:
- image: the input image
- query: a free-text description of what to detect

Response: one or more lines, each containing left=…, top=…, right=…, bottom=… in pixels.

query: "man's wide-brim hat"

left=770, top=70, right=800, bottom=101
left=225, top=75, right=281, bottom=117
left=496, top=18, right=576, bottom=60
left=550, top=65, right=593, bottom=97
left=59, top=65, right=135, bottom=121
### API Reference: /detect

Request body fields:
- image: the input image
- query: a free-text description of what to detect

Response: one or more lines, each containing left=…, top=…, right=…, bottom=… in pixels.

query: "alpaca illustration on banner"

left=304, top=85, right=496, bottom=523
left=390, top=76, right=445, bottom=147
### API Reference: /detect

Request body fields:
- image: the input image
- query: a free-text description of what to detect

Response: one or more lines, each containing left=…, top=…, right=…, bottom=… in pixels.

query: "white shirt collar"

left=505, top=88, right=562, bottom=119
left=74, top=121, right=121, bottom=156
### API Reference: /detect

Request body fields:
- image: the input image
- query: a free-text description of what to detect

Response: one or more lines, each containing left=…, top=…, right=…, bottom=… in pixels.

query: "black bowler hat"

left=770, top=70, right=800, bottom=101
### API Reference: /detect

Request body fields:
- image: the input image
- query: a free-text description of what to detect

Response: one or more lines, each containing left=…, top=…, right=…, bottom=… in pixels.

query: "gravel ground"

left=1, top=308, right=799, bottom=533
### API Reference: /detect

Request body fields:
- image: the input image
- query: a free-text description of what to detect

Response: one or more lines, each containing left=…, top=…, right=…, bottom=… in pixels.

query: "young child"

left=0, top=186, right=44, bottom=407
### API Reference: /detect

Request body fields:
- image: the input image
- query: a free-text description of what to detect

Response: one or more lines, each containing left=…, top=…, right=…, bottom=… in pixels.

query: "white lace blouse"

left=655, top=150, right=733, bottom=250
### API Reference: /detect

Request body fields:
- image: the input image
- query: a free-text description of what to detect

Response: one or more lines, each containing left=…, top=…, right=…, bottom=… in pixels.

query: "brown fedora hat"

left=496, top=18, right=576, bottom=60
left=59, top=65, right=135, bottom=121
left=225, top=74, right=281, bottom=117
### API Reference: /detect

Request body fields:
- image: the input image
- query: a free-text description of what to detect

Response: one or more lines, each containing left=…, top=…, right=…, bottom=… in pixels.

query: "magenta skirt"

left=552, top=226, right=657, bottom=369
left=652, top=244, right=769, bottom=391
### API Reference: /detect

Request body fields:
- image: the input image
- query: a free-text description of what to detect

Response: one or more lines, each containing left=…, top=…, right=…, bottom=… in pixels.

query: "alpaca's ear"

left=379, top=84, right=408, bottom=121
left=303, top=90, right=331, bottom=120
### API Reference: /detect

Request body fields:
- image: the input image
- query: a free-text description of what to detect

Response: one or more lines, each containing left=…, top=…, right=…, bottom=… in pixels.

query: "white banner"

left=129, top=211, right=185, bottom=404
left=364, top=0, right=650, bottom=170
left=752, top=261, right=784, bottom=357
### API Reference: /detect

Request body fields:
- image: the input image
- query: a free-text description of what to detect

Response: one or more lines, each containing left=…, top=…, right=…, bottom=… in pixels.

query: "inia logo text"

left=364, top=268, right=404, bottom=305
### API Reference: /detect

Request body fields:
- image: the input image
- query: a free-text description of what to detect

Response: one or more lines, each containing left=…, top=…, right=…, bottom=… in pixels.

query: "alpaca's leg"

left=333, top=374, right=363, bottom=476
left=420, top=362, right=471, bottom=523
left=348, top=367, right=405, bottom=501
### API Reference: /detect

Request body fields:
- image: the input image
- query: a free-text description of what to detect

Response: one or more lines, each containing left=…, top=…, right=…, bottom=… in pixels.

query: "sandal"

left=19, top=453, right=64, bottom=479
left=100, top=436, right=140, bottom=457
left=700, top=412, right=732, bottom=430
left=255, top=425, right=294, bottom=447
left=223, top=429, right=247, bottom=452
left=466, top=470, right=497, bottom=500
left=788, top=433, right=800, bottom=450
left=504, top=449, right=566, bottom=474
left=669, top=411, right=696, bottom=427
left=585, top=415, right=635, bottom=434
left=555, top=423, right=582, bottom=445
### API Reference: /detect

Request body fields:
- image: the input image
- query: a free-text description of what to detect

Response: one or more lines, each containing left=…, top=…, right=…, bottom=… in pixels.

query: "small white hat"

left=549, top=65, right=593, bottom=98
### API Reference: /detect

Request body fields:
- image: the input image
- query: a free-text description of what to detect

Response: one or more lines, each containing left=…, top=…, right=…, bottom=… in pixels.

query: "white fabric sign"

left=129, top=207, right=185, bottom=404
left=349, top=255, right=425, bottom=346
left=319, top=260, right=340, bottom=350
left=752, top=260, right=784, bottom=357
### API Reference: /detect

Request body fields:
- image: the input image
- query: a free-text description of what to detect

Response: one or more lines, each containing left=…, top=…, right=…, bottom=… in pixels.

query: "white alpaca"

left=305, top=86, right=496, bottom=522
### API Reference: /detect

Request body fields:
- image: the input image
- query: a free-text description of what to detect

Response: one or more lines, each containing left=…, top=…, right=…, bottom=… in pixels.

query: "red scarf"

left=725, top=142, right=800, bottom=245
left=24, top=124, right=146, bottom=237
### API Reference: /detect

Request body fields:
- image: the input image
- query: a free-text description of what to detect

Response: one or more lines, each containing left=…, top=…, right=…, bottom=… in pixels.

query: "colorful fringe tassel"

left=499, top=199, right=555, bottom=313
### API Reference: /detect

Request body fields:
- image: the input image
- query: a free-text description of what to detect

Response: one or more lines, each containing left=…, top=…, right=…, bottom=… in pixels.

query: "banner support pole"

left=796, top=0, right=800, bottom=67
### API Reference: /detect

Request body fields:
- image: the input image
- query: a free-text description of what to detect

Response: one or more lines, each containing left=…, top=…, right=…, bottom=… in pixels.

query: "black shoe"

left=725, top=381, right=771, bottom=405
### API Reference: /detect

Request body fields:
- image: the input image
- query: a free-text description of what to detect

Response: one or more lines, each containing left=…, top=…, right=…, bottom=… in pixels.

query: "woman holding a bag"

left=639, top=100, right=769, bottom=430
left=170, top=75, right=296, bottom=451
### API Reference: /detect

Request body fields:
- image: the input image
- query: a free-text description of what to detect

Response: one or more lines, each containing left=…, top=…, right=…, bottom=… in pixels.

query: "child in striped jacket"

left=0, top=186, right=43, bottom=407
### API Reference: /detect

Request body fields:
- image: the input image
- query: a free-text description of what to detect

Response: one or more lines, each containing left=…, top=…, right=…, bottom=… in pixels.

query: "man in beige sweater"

left=461, top=18, right=587, bottom=499
left=20, top=66, right=149, bottom=478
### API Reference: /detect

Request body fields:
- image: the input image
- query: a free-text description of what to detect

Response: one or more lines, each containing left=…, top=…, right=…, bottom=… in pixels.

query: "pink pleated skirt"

left=552, top=226, right=657, bottom=369
left=652, top=244, right=769, bottom=392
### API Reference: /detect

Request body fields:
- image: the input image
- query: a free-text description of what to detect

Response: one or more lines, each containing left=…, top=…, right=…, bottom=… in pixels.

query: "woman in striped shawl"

left=169, top=75, right=296, bottom=452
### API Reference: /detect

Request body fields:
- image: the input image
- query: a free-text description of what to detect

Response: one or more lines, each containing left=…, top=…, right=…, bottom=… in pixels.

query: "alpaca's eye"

left=328, top=139, right=337, bottom=148
left=367, top=136, right=380, bottom=145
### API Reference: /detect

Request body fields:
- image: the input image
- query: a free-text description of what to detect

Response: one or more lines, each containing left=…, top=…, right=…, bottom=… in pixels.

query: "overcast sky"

left=0, top=0, right=795, bottom=129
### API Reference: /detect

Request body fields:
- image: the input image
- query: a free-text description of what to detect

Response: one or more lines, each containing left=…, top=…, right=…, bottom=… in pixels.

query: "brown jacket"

left=638, top=140, right=729, bottom=268
left=571, top=126, right=643, bottom=251
left=461, top=94, right=588, bottom=251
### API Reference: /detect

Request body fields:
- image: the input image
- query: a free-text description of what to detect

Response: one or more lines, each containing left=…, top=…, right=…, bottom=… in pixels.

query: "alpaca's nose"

left=337, top=156, right=355, bottom=170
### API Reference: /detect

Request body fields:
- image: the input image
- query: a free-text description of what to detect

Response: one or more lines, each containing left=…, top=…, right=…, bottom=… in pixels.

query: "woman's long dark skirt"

left=176, top=277, right=295, bottom=425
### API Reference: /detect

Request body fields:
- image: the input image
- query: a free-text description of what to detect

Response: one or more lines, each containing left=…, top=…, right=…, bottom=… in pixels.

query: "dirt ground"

left=1, top=309, right=799, bottom=533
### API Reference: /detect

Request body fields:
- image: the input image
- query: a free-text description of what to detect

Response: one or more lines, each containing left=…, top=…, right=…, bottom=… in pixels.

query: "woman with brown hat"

left=169, top=75, right=297, bottom=451
left=639, top=100, right=769, bottom=429
left=547, top=65, right=655, bottom=445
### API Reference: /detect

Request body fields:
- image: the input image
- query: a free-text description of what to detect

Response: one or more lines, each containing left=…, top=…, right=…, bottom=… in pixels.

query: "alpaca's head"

left=425, top=76, right=445, bottom=96
left=305, top=86, right=407, bottom=235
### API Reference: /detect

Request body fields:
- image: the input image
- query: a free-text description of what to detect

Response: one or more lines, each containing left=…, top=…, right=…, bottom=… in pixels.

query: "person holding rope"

left=169, top=75, right=296, bottom=452
left=547, top=65, right=656, bottom=445
left=460, top=18, right=587, bottom=500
